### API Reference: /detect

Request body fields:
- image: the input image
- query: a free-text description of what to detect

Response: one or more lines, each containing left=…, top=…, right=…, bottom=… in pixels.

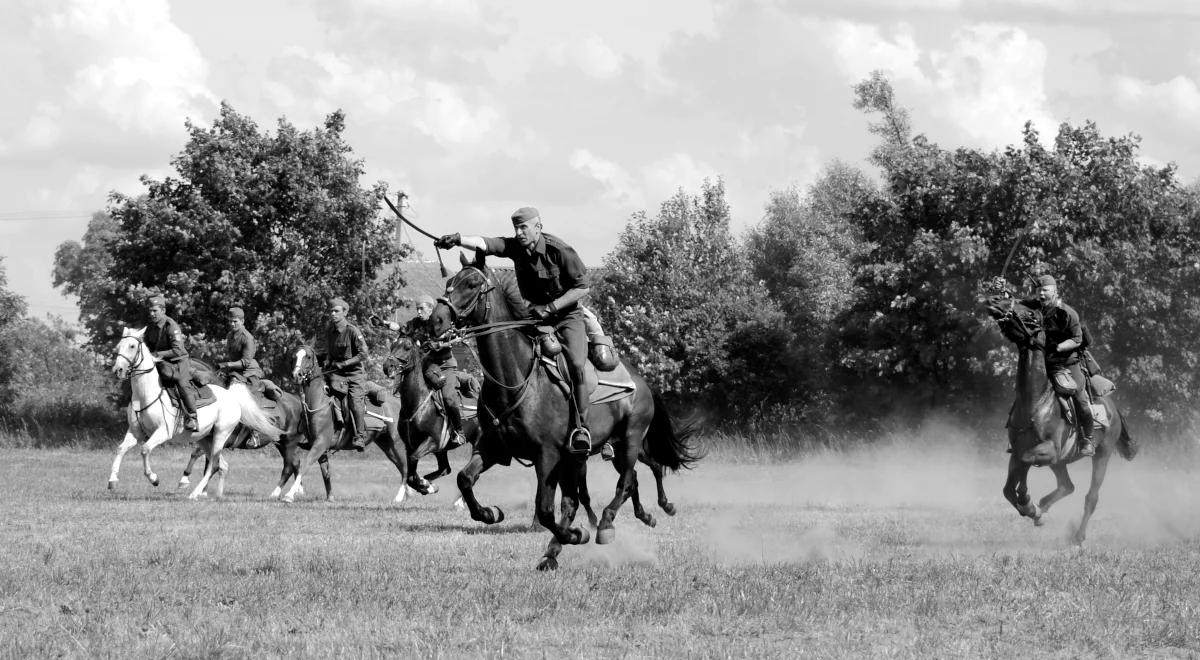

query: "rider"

left=435, top=206, right=615, bottom=461
left=218, top=307, right=264, bottom=387
left=1023, top=274, right=1095, bottom=457
left=144, top=295, right=199, bottom=432
left=406, top=294, right=468, bottom=448
left=317, top=297, right=370, bottom=451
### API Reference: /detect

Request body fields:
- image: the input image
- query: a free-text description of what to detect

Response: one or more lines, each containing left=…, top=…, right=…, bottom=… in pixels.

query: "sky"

left=4, top=0, right=1200, bottom=320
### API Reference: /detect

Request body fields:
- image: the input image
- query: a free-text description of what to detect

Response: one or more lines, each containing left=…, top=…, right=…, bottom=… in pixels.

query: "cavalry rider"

left=144, top=295, right=199, bottom=432
left=317, top=297, right=370, bottom=451
left=406, top=294, right=468, bottom=449
left=218, top=307, right=264, bottom=387
left=435, top=206, right=614, bottom=461
left=1023, top=274, right=1096, bottom=457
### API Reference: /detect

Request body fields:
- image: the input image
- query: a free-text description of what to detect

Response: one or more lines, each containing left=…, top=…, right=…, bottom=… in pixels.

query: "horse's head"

left=112, top=327, right=149, bottom=379
left=382, top=336, right=420, bottom=379
left=986, top=295, right=1045, bottom=352
left=430, top=251, right=496, bottom=337
left=291, top=343, right=320, bottom=384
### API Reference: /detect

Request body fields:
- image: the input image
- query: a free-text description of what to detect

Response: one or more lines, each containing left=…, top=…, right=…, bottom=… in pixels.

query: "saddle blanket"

left=539, top=355, right=637, bottom=405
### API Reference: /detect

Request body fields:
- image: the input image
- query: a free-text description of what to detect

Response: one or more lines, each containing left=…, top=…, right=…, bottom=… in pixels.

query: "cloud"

left=1113, top=74, right=1200, bottom=117
left=643, top=153, right=720, bottom=204
left=570, top=149, right=643, bottom=208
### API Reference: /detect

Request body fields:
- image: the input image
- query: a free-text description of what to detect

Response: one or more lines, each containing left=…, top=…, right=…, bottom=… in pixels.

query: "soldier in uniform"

left=436, top=206, right=614, bottom=461
left=406, top=294, right=467, bottom=448
left=144, top=295, right=199, bottom=432
left=218, top=307, right=264, bottom=386
left=1022, top=274, right=1095, bottom=457
left=317, top=297, right=370, bottom=450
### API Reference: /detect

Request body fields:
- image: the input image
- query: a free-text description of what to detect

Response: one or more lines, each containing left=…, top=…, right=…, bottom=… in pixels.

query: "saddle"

left=166, top=382, right=218, bottom=410
left=326, top=381, right=399, bottom=449
left=1049, top=370, right=1116, bottom=460
left=531, top=326, right=637, bottom=406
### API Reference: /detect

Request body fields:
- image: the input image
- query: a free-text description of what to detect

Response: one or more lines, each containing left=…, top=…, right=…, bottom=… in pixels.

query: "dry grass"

left=3, top=425, right=1200, bottom=659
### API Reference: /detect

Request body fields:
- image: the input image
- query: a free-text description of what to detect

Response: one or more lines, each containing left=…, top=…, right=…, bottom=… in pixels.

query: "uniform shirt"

left=224, top=327, right=262, bottom=373
left=479, top=233, right=587, bottom=307
left=319, top=321, right=369, bottom=374
left=145, top=316, right=188, bottom=363
left=1022, top=298, right=1083, bottom=367
left=405, top=316, right=455, bottom=365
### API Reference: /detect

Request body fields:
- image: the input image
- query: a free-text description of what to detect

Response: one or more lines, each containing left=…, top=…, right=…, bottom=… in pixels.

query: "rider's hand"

left=386, top=321, right=401, bottom=332
left=529, top=303, right=556, bottom=320
left=434, top=233, right=461, bottom=250
left=333, top=360, right=345, bottom=370
left=368, top=314, right=384, bottom=327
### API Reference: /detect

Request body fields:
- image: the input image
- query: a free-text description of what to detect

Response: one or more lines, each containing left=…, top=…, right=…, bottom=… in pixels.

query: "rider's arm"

left=457, top=235, right=489, bottom=252
left=228, top=333, right=255, bottom=369
left=547, top=286, right=590, bottom=313
left=545, top=243, right=589, bottom=313
left=1055, top=309, right=1084, bottom=354
left=337, top=327, right=369, bottom=369
left=155, top=322, right=188, bottom=361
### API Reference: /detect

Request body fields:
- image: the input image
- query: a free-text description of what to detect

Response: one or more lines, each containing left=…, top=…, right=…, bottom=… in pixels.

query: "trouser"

left=553, top=308, right=589, bottom=430
left=1053, top=363, right=1094, bottom=440
left=333, top=375, right=369, bottom=441
left=425, top=359, right=465, bottom=434
left=157, top=360, right=197, bottom=417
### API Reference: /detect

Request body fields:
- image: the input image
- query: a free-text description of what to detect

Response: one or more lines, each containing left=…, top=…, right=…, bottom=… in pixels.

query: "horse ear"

left=459, top=251, right=471, bottom=267
left=130, top=327, right=146, bottom=338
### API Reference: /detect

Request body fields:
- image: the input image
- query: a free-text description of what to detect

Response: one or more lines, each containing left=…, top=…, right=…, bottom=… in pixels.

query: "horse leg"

left=424, top=449, right=453, bottom=483
left=187, top=435, right=215, bottom=500
left=644, top=455, right=676, bottom=516
left=579, top=463, right=599, bottom=529
left=140, top=426, right=174, bottom=487
left=537, top=457, right=590, bottom=571
left=456, top=450, right=504, bottom=525
left=179, top=445, right=205, bottom=489
left=189, top=422, right=235, bottom=500
left=597, top=440, right=639, bottom=544
left=317, top=452, right=331, bottom=500
left=1037, top=463, right=1075, bottom=516
left=270, top=439, right=293, bottom=499
left=1074, top=453, right=1111, bottom=545
left=211, top=452, right=229, bottom=499
left=407, top=434, right=439, bottom=495
left=1002, top=456, right=1041, bottom=523
left=108, top=430, right=140, bottom=489
left=375, top=425, right=410, bottom=504
left=627, top=470, right=656, bottom=529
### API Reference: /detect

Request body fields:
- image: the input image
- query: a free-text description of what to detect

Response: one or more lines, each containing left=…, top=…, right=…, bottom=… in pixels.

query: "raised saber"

left=384, top=191, right=448, bottom=277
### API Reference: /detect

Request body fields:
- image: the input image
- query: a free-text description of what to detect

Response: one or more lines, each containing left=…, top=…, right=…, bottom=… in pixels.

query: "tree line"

left=6, top=72, right=1200, bottom=445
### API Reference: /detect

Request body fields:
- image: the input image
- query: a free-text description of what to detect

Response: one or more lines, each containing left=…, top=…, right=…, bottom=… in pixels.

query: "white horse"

left=108, top=327, right=283, bottom=500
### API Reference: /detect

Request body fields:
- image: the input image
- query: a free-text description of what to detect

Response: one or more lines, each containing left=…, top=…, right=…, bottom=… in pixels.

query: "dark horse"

left=380, top=334, right=481, bottom=495
left=278, top=344, right=410, bottom=504
left=430, top=252, right=702, bottom=570
left=177, top=358, right=308, bottom=498
left=987, top=293, right=1138, bottom=544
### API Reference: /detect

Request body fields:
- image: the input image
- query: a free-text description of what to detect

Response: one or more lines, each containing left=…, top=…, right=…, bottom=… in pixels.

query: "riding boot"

left=177, top=385, right=199, bottom=431
left=348, top=395, right=369, bottom=451
left=1075, top=393, right=1096, bottom=457
left=444, top=399, right=467, bottom=448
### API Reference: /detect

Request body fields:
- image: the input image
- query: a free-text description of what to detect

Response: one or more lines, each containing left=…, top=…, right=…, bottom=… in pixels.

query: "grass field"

left=3, top=426, right=1200, bottom=659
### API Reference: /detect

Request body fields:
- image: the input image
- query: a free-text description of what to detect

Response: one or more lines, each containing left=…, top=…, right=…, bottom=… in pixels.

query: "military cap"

left=1035, top=274, right=1057, bottom=288
left=227, top=307, right=245, bottom=319
left=329, top=297, right=350, bottom=310
left=511, top=206, right=540, bottom=225
left=147, top=295, right=167, bottom=308
left=417, top=294, right=436, bottom=307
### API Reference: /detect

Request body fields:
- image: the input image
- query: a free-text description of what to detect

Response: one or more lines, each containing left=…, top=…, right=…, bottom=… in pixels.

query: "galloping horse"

left=381, top=334, right=480, bottom=495
left=280, top=344, right=409, bottom=504
left=987, top=293, right=1138, bottom=544
left=430, top=251, right=701, bottom=570
left=176, top=358, right=308, bottom=499
left=108, top=328, right=283, bottom=500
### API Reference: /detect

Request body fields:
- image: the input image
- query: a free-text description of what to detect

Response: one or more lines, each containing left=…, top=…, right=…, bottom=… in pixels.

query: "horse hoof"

left=177, top=479, right=189, bottom=489
left=281, top=495, right=294, bottom=504
left=643, top=515, right=657, bottom=528
left=536, top=557, right=558, bottom=571
left=150, top=476, right=159, bottom=487
left=483, top=506, right=505, bottom=524
left=661, top=502, right=677, bottom=516
left=426, top=483, right=440, bottom=495
left=107, top=480, right=117, bottom=490
left=573, top=527, right=591, bottom=545
left=596, top=527, right=615, bottom=545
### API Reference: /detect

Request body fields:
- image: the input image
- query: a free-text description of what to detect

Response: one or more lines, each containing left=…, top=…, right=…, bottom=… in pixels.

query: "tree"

left=54, top=103, right=409, bottom=377
left=591, top=179, right=796, bottom=414
left=0, top=258, right=29, bottom=406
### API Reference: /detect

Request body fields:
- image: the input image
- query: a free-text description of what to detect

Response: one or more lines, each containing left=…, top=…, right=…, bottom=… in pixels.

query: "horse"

left=430, top=251, right=702, bottom=570
left=176, top=358, right=309, bottom=499
left=280, top=344, right=409, bottom=504
left=380, top=334, right=480, bottom=495
left=986, top=293, right=1138, bottom=544
left=108, top=327, right=283, bottom=500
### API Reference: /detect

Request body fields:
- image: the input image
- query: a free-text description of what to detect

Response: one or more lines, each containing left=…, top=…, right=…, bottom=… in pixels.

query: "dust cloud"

left=567, top=414, right=1200, bottom=566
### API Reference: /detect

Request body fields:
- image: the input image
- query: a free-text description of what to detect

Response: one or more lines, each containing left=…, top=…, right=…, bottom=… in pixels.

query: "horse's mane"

left=489, top=267, right=529, bottom=320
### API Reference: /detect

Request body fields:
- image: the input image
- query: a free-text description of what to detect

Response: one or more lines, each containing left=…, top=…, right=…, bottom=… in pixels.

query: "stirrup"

left=568, top=427, right=592, bottom=454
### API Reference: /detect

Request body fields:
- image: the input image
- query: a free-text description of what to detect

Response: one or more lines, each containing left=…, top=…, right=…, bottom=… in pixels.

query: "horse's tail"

left=1115, top=408, right=1138, bottom=461
left=228, top=383, right=284, bottom=442
left=645, top=392, right=704, bottom=472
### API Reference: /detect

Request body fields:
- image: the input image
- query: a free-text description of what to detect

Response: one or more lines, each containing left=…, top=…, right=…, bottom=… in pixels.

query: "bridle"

left=114, top=336, right=156, bottom=378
